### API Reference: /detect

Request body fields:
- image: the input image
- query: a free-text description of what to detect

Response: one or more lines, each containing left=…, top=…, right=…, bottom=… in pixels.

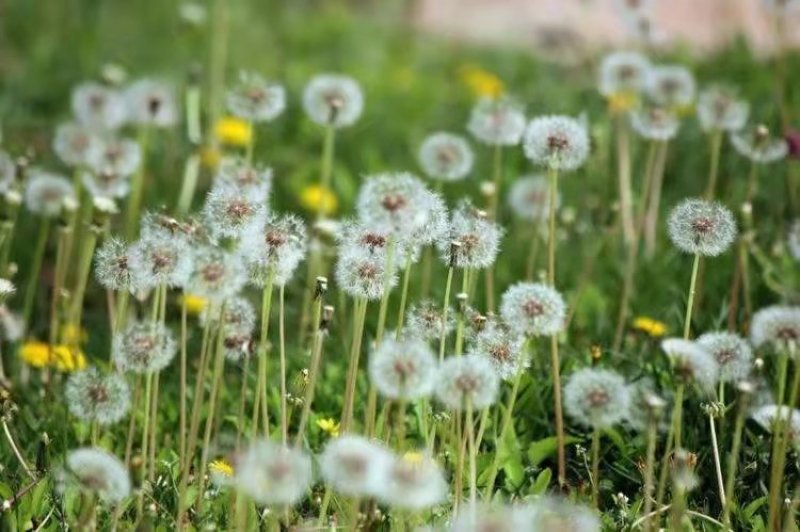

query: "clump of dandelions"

left=697, top=85, right=749, bottom=133
left=24, top=169, right=77, bottom=217
left=730, top=125, right=789, bottom=164
left=667, top=198, right=737, bottom=256
left=564, top=368, right=631, bottom=429
left=240, top=213, right=308, bottom=287
left=60, top=448, right=131, bottom=504
left=750, top=306, right=800, bottom=350
left=376, top=452, right=448, bottom=510
left=65, top=367, right=131, bottom=425
left=435, top=354, right=500, bottom=410
left=226, top=71, right=286, bottom=122
left=369, top=336, right=438, bottom=400
left=436, top=202, right=502, bottom=270
left=319, top=435, right=393, bottom=497
left=508, top=174, right=558, bottom=223
left=234, top=440, right=312, bottom=506
left=467, top=321, right=527, bottom=380
left=405, top=300, right=455, bottom=341
left=113, top=322, right=177, bottom=373
left=697, top=332, right=753, bottom=383
left=95, top=237, right=132, bottom=292
left=661, top=338, right=719, bottom=392
left=598, top=50, right=651, bottom=98
left=302, top=73, right=364, bottom=128
left=418, top=132, right=474, bottom=182
left=645, top=65, right=696, bottom=109
left=467, top=96, right=526, bottom=146
left=522, top=115, right=590, bottom=171
left=500, top=282, right=566, bottom=337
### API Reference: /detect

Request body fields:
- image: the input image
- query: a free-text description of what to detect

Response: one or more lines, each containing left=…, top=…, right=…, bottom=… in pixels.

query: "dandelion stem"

left=70, top=224, right=100, bottom=336
left=2, top=420, right=36, bottom=480
left=482, top=367, right=524, bottom=497
left=591, top=427, right=601, bottom=509
left=125, top=125, right=150, bottom=241
left=708, top=412, right=726, bottom=509
left=644, top=141, right=670, bottom=259
left=466, top=399, right=477, bottom=508
left=615, top=114, right=635, bottom=248
left=642, top=409, right=659, bottom=532
left=148, top=371, right=160, bottom=482
left=768, top=344, right=798, bottom=530
left=22, top=219, right=51, bottom=331
left=252, top=268, right=275, bottom=438
left=137, top=371, right=153, bottom=518
left=49, top=224, right=71, bottom=349
left=295, top=329, right=326, bottom=447
left=438, top=267, right=454, bottom=362
left=341, top=297, right=368, bottom=432
left=176, top=152, right=201, bottom=215
left=704, top=130, right=724, bottom=200
left=525, top=228, right=541, bottom=281
left=683, top=253, right=701, bottom=340
left=279, top=284, right=288, bottom=444
left=179, top=293, right=187, bottom=466
left=722, top=387, right=751, bottom=529
left=395, top=255, right=413, bottom=336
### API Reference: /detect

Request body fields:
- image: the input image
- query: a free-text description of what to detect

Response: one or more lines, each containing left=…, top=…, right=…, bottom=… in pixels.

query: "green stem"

left=341, top=297, right=368, bottom=432
left=704, top=130, right=723, bottom=200
left=22, top=219, right=51, bottom=330
left=722, top=388, right=750, bottom=529
left=482, top=367, right=524, bottom=498
left=317, top=125, right=336, bottom=223
left=683, top=253, right=701, bottom=340
left=643, top=411, right=659, bottom=532
left=279, top=284, right=287, bottom=444
left=437, top=267, right=454, bottom=362
left=591, top=427, right=601, bottom=509
left=252, top=269, right=275, bottom=438
left=125, top=125, right=150, bottom=240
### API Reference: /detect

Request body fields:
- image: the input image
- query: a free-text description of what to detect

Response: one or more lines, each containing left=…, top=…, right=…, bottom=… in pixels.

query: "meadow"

left=0, top=0, right=799, bottom=530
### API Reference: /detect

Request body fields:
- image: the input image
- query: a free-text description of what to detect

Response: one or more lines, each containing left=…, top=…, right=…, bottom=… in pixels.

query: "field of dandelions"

left=1, top=1, right=800, bottom=530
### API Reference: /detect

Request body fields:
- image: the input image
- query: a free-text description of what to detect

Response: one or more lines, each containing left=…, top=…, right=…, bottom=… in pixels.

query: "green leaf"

left=742, top=495, right=767, bottom=521
left=502, top=454, right=525, bottom=488
left=527, top=435, right=581, bottom=467
left=529, top=468, right=552, bottom=495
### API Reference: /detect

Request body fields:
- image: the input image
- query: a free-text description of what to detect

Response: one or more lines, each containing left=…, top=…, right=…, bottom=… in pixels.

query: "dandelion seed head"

left=199, top=296, right=256, bottom=337
left=335, top=247, right=397, bottom=301
left=234, top=440, right=312, bottom=507
left=730, top=126, right=788, bottom=164
left=418, top=132, right=474, bottom=182
left=697, top=85, right=749, bottom=132
left=82, top=170, right=130, bottom=200
left=376, top=452, right=447, bottom=510
left=598, top=51, right=651, bottom=98
left=405, top=300, right=455, bottom=342
left=24, top=169, right=77, bottom=217
left=226, top=71, right=286, bottom=122
left=85, top=136, right=141, bottom=178
left=436, top=202, right=502, bottom=270
left=369, top=337, right=438, bottom=400
left=667, top=198, right=736, bottom=256
left=302, top=74, right=364, bottom=128
left=215, top=157, right=272, bottom=201
left=468, top=321, right=527, bottom=380
left=467, top=96, right=526, bottom=146
left=65, top=367, right=131, bottom=425
left=661, top=338, right=719, bottom=391
left=71, top=82, right=127, bottom=131
left=564, top=368, right=631, bottom=429
left=221, top=333, right=253, bottom=362
left=128, top=232, right=193, bottom=290
left=750, top=306, right=800, bottom=350
left=113, top=322, right=177, bottom=373
left=203, top=183, right=267, bottom=241
left=241, top=213, right=308, bottom=287
left=500, top=282, right=566, bottom=337
left=751, top=405, right=800, bottom=446
left=522, top=115, right=590, bottom=171
left=356, top=172, right=439, bottom=239
left=508, top=174, right=558, bottom=222
left=630, top=106, right=680, bottom=141
left=697, top=331, right=753, bottom=383
left=435, top=354, right=499, bottom=410
left=188, top=246, right=247, bottom=303
left=645, top=65, right=696, bottom=108
left=95, top=237, right=132, bottom=291
left=124, top=78, right=178, bottom=127
left=623, top=379, right=667, bottom=432
left=62, top=448, right=131, bottom=504
left=54, top=123, right=101, bottom=167
left=319, top=435, right=393, bottom=497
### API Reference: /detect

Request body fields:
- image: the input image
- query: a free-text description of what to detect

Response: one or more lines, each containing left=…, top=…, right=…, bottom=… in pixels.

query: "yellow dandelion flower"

left=201, top=146, right=222, bottom=169
left=20, top=341, right=50, bottom=368
left=607, top=92, right=638, bottom=114
left=459, top=64, right=504, bottom=99
left=215, top=117, right=252, bottom=148
left=209, top=459, right=234, bottom=477
left=632, top=316, right=668, bottom=338
left=179, top=293, right=207, bottom=316
left=316, top=418, right=340, bottom=438
left=51, top=345, right=87, bottom=372
left=675, top=103, right=695, bottom=118
left=402, top=451, right=424, bottom=464
left=299, top=185, right=338, bottom=216
left=60, top=323, right=87, bottom=345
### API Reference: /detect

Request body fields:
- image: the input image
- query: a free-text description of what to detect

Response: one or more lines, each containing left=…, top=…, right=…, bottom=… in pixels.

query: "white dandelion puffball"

left=199, top=295, right=256, bottom=337
left=65, top=367, right=131, bottom=425
left=508, top=174, right=558, bottom=223
left=436, top=202, right=502, bottom=270
left=730, top=126, right=788, bottom=164
left=450, top=503, right=541, bottom=532
left=467, top=96, right=526, bottom=146
left=418, top=132, right=474, bottom=182
left=187, top=246, right=247, bottom=303
left=124, top=78, right=178, bottom=127
left=467, top=321, right=528, bottom=380
left=500, top=282, right=566, bottom=337
left=405, top=300, right=455, bottom=342
left=751, top=405, right=800, bottom=446
left=240, top=213, right=308, bottom=287
left=202, top=182, right=267, bottom=241
left=319, top=435, right=392, bottom=497
left=215, top=157, right=273, bottom=200
left=82, top=171, right=130, bottom=200
left=697, top=85, right=749, bottom=132
left=564, top=368, right=631, bottom=429
left=598, top=50, right=651, bottom=97
left=522, top=115, right=590, bottom=172
left=302, top=73, right=364, bottom=128
left=113, top=322, right=177, bottom=374
left=95, top=237, right=132, bottom=292
left=667, top=198, right=737, bottom=256
left=234, top=440, right=312, bottom=507
left=750, top=306, right=800, bottom=350
left=335, top=246, right=397, bottom=301
left=63, top=448, right=131, bottom=504
left=697, top=332, right=753, bottom=383
left=376, top=452, right=447, bottom=510
left=24, top=170, right=76, bottom=218
left=71, top=82, right=127, bottom=131
left=128, top=232, right=193, bottom=290
left=356, top=172, right=436, bottom=238
left=226, top=71, right=286, bottom=122
left=527, top=496, right=602, bottom=532
left=85, top=136, right=142, bottom=178
left=630, top=107, right=680, bottom=141
left=661, top=338, right=719, bottom=391
left=646, top=65, right=696, bottom=109
left=435, top=354, right=500, bottom=410
left=53, top=123, right=100, bottom=168
left=369, top=337, right=438, bottom=400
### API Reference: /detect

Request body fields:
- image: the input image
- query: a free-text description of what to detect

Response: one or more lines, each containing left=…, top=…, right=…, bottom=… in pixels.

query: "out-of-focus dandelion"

left=526, top=496, right=602, bottom=532
left=436, top=203, right=502, bottom=270
left=645, top=65, right=696, bottom=111
left=53, top=123, right=100, bottom=167
left=302, top=74, right=364, bottom=128
left=750, top=306, right=800, bottom=350
left=215, top=117, right=253, bottom=147
left=113, top=322, right=177, bottom=373
left=234, top=440, right=312, bottom=506
left=65, top=367, right=131, bottom=425
left=630, top=106, right=680, bottom=141
left=467, top=96, right=525, bottom=146
left=376, top=451, right=448, bottom=510
left=599, top=51, right=650, bottom=110
left=697, top=332, right=753, bottom=383
left=405, top=300, right=455, bottom=342
left=24, top=170, right=76, bottom=217
left=226, top=71, right=286, bottom=123
left=369, top=336, right=438, bottom=400
left=435, top=354, right=499, bottom=410
left=85, top=137, right=142, bottom=178
left=60, top=447, right=131, bottom=504
left=508, top=174, right=557, bottom=223
left=319, top=435, right=392, bottom=496
left=731, top=124, right=788, bottom=164
left=299, top=184, right=338, bottom=216
left=418, top=132, right=474, bottom=182
left=697, top=85, right=749, bottom=133
left=124, top=78, right=178, bottom=128
left=661, top=338, right=719, bottom=393
left=71, top=82, right=127, bottom=131
left=632, top=316, right=668, bottom=337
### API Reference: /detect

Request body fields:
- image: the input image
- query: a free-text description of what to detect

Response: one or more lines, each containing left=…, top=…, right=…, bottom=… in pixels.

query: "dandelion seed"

left=113, top=322, right=177, bottom=373
left=240, top=213, right=307, bottom=287
left=667, top=198, right=736, bottom=256
left=71, top=82, right=127, bottom=131
left=564, top=368, right=631, bottom=429
left=53, top=123, right=100, bottom=167
left=435, top=354, right=499, bottom=410
left=508, top=174, right=558, bottom=223
left=319, top=435, right=392, bottom=497
left=522, top=115, right=590, bottom=171
left=697, top=85, right=749, bottom=132
left=526, top=496, right=602, bottom=532
left=95, top=237, right=132, bottom=291
left=750, top=306, right=800, bottom=350
left=436, top=202, right=502, bottom=269
left=203, top=183, right=266, bottom=241
left=124, top=78, right=178, bottom=127
left=630, top=106, right=680, bottom=141
left=335, top=247, right=397, bottom=301
left=661, top=338, right=719, bottom=392
left=697, top=332, right=753, bottom=383
left=376, top=451, right=447, bottom=510
left=369, top=337, right=438, bottom=400
left=302, top=74, right=364, bottom=128
left=85, top=137, right=142, bottom=178
left=468, top=321, right=527, bottom=380
left=128, top=232, right=193, bottom=290
left=418, top=132, right=474, bottom=182
left=187, top=246, right=247, bottom=303
left=405, top=300, right=455, bottom=341
left=730, top=125, right=788, bottom=164
left=65, top=367, right=131, bottom=425
left=467, top=96, right=526, bottom=146
left=24, top=169, right=76, bottom=217
left=645, top=65, right=696, bottom=109
left=234, top=440, right=312, bottom=506
left=61, top=447, right=131, bottom=504
left=500, top=282, right=566, bottom=337
left=226, top=71, right=286, bottom=122
left=598, top=51, right=650, bottom=98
